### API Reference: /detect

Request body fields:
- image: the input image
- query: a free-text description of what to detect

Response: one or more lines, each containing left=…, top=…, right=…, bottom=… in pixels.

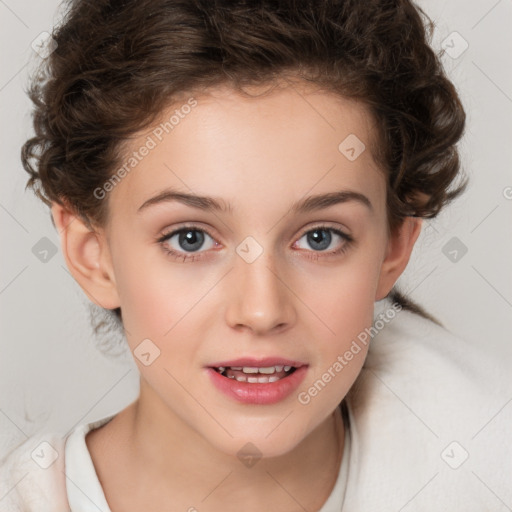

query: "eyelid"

left=157, top=222, right=351, bottom=245
left=156, top=222, right=218, bottom=243
left=296, top=222, right=352, bottom=239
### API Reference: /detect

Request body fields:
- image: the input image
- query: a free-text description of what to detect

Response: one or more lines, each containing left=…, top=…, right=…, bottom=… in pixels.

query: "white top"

left=1, top=295, right=510, bottom=511
left=64, top=415, right=114, bottom=512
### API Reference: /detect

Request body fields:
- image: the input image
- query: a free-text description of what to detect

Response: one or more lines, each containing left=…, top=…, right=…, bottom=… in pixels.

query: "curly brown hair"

left=21, top=0, right=468, bottom=328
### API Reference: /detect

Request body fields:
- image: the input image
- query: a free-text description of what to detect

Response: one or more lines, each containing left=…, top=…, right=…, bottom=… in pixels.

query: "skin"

left=52, top=79, right=422, bottom=511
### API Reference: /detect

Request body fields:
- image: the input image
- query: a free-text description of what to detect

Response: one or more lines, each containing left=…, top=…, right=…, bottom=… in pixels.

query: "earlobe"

left=51, top=202, right=121, bottom=310
left=375, top=217, right=423, bottom=301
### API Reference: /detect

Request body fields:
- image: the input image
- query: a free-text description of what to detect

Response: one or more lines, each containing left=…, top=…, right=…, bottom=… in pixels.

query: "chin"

left=200, top=417, right=310, bottom=460
left=216, top=435, right=301, bottom=461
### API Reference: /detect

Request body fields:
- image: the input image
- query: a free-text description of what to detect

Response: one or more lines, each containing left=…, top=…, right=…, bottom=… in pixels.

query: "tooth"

left=242, top=367, right=259, bottom=374
left=218, top=366, right=226, bottom=372
left=228, top=375, right=235, bottom=379
left=247, top=377, right=259, bottom=383
left=235, top=375, right=247, bottom=382
left=231, top=366, right=242, bottom=370
left=257, top=376, right=270, bottom=383
left=275, top=365, right=284, bottom=372
left=269, top=376, right=280, bottom=383
left=258, top=366, right=276, bottom=374
left=284, top=365, right=292, bottom=372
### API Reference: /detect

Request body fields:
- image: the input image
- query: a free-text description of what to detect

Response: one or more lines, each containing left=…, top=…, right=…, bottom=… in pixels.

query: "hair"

left=21, top=0, right=468, bottom=331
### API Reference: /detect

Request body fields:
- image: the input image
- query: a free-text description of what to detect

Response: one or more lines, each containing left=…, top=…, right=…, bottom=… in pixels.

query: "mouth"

left=206, top=358, right=308, bottom=405
left=211, top=364, right=298, bottom=383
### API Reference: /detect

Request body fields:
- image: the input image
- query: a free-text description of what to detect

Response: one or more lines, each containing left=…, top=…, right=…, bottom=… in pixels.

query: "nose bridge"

left=225, top=239, right=296, bottom=334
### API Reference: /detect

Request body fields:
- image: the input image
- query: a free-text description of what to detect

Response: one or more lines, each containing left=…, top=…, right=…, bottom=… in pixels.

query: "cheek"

left=110, top=237, right=198, bottom=336
left=296, top=246, right=383, bottom=404
left=114, top=263, right=170, bottom=335
left=307, top=278, right=373, bottom=381
left=301, top=248, right=383, bottom=341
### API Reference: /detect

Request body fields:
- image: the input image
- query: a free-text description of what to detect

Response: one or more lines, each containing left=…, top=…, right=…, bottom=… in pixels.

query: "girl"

left=1, top=0, right=509, bottom=510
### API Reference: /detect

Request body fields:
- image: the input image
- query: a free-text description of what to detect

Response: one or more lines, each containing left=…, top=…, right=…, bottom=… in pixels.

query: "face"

left=101, top=81, right=391, bottom=457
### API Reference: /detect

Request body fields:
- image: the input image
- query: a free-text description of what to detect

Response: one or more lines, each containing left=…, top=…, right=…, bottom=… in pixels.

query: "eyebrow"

left=137, top=188, right=373, bottom=214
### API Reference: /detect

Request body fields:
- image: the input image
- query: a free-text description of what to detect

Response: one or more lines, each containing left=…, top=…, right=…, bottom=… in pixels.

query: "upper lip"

left=208, top=357, right=307, bottom=368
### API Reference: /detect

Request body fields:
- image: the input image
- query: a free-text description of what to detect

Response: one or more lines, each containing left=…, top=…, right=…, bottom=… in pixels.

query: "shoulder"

left=0, top=430, right=70, bottom=512
left=343, top=297, right=511, bottom=510
left=363, top=297, right=500, bottom=398
left=0, top=412, right=118, bottom=512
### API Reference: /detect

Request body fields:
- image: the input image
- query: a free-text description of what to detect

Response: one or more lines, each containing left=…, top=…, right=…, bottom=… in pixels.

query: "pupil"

left=179, top=230, right=204, bottom=252
left=308, top=229, right=331, bottom=251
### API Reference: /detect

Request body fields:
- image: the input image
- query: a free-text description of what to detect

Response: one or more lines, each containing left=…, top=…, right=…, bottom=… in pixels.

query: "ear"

left=375, top=217, right=423, bottom=301
left=51, top=202, right=121, bottom=310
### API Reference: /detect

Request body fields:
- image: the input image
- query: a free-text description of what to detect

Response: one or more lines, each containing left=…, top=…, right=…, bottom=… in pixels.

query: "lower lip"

left=206, top=366, right=308, bottom=405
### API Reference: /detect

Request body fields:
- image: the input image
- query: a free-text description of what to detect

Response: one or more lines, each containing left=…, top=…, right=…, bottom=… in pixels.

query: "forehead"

left=109, top=81, right=386, bottom=220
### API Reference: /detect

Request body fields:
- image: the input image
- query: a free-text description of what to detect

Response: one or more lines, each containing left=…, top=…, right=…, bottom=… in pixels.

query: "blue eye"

left=296, top=227, right=344, bottom=251
left=294, top=226, right=353, bottom=260
left=157, top=224, right=353, bottom=262
left=158, top=226, right=217, bottom=261
left=169, top=229, right=209, bottom=252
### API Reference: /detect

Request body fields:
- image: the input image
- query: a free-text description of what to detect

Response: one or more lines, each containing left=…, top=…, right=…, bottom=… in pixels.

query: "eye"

left=157, top=226, right=218, bottom=262
left=156, top=224, right=354, bottom=263
left=293, top=225, right=353, bottom=258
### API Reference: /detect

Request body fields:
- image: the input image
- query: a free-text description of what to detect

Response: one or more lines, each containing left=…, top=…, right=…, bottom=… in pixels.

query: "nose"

left=224, top=249, right=297, bottom=335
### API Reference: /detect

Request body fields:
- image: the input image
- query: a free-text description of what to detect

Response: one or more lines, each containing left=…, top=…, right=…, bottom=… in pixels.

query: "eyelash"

left=156, top=224, right=354, bottom=263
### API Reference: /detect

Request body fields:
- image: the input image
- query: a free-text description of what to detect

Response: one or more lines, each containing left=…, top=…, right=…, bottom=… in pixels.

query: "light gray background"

left=1, top=0, right=511, bottom=458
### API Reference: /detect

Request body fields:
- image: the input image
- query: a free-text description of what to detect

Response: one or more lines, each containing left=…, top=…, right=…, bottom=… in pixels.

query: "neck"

left=115, top=378, right=344, bottom=510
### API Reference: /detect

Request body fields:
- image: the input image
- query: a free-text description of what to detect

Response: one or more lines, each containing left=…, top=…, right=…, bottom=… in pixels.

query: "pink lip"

left=206, top=363, right=308, bottom=405
left=208, top=357, right=306, bottom=368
